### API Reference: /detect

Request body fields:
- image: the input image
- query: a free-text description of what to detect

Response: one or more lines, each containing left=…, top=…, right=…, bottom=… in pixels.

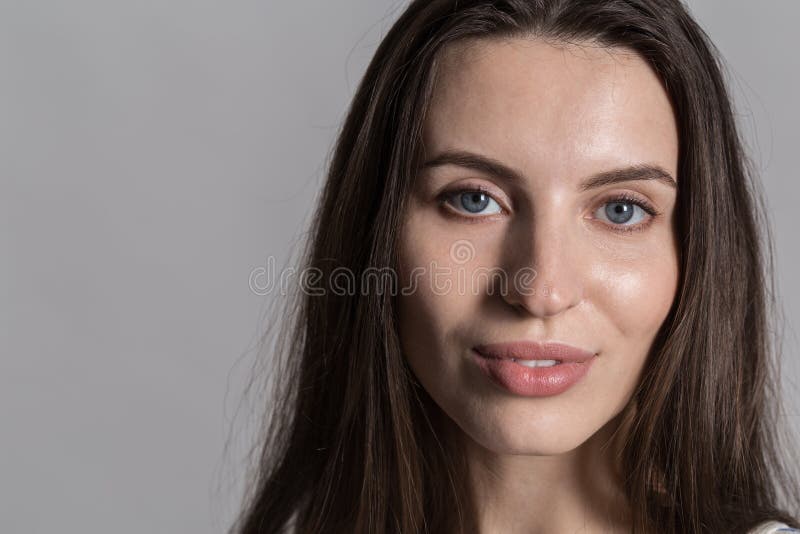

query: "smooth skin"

left=397, top=38, right=680, bottom=534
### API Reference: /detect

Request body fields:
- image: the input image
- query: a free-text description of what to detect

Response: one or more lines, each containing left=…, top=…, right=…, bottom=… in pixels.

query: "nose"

left=501, top=214, right=584, bottom=318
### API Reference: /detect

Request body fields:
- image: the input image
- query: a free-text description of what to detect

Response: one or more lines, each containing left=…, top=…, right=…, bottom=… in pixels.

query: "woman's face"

left=397, top=38, right=680, bottom=455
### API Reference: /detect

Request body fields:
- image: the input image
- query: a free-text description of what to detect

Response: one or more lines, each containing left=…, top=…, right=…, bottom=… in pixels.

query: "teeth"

left=511, top=358, right=560, bottom=368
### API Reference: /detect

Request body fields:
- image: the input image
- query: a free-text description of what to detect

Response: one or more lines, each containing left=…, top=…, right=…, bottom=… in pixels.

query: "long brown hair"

left=231, top=1, right=800, bottom=532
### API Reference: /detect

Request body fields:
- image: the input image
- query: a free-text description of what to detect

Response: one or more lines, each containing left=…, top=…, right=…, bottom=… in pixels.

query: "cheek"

left=580, top=244, right=679, bottom=415
left=396, top=286, right=452, bottom=388
left=591, top=246, right=679, bottom=345
left=397, top=222, right=462, bottom=366
left=396, top=213, right=490, bottom=381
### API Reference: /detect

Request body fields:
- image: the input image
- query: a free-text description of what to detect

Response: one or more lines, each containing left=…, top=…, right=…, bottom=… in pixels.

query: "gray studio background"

left=2, top=2, right=798, bottom=533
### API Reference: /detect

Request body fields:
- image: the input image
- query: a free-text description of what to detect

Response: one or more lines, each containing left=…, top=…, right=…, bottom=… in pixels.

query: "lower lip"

left=472, top=349, right=595, bottom=397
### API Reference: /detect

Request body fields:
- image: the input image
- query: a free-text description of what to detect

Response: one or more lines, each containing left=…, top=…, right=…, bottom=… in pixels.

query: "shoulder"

left=747, top=520, right=800, bottom=534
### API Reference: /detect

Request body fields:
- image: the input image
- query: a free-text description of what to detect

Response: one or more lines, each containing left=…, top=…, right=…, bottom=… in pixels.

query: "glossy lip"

left=472, top=341, right=597, bottom=397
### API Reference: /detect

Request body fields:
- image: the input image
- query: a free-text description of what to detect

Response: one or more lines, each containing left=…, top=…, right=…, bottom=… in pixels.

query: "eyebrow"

left=421, top=150, right=677, bottom=191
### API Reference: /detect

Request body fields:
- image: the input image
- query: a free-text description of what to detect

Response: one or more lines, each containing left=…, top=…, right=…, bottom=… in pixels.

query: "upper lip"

left=473, top=341, right=596, bottom=363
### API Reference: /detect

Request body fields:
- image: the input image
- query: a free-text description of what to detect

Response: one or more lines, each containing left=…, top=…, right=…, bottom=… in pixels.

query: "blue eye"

left=445, top=188, right=503, bottom=216
left=439, top=188, right=658, bottom=231
left=603, top=201, right=643, bottom=224
left=594, top=195, right=657, bottom=231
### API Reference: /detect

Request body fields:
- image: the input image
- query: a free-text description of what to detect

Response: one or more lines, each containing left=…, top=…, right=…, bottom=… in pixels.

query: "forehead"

left=424, top=37, right=678, bottom=184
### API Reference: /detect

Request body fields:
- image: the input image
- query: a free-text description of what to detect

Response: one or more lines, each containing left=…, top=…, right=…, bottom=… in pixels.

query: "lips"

left=472, top=340, right=596, bottom=363
left=471, top=341, right=597, bottom=397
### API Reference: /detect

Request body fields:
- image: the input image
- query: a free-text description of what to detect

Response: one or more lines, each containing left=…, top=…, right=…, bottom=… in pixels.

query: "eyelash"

left=438, top=187, right=660, bottom=234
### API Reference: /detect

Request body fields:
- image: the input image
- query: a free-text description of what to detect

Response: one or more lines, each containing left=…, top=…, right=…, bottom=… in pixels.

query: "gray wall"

left=2, top=1, right=797, bottom=533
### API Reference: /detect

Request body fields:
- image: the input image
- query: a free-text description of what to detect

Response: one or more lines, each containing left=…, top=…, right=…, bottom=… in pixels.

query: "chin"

left=450, top=403, right=604, bottom=457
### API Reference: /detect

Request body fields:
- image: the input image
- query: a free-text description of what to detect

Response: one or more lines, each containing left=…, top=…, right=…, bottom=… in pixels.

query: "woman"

left=232, top=1, right=800, bottom=532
